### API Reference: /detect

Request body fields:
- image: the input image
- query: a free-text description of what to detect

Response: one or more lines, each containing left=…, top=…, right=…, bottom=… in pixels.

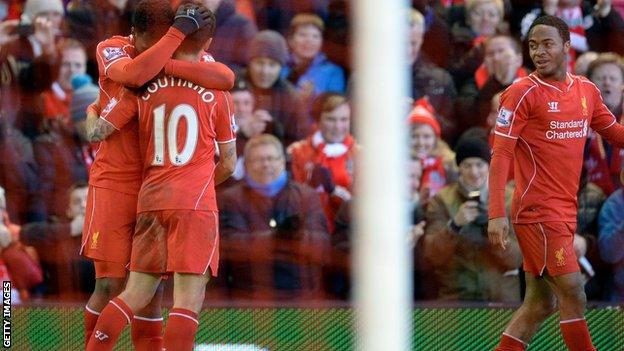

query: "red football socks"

left=560, top=318, right=597, bottom=351
left=163, top=308, right=199, bottom=351
left=495, top=333, right=527, bottom=351
left=131, top=316, right=164, bottom=351
left=84, top=306, right=100, bottom=348
left=86, top=297, right=133, bottom=351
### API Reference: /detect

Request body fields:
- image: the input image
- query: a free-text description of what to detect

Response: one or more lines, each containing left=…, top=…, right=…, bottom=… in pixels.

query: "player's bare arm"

left=165, top=59, right=235, bottom=90
left=103, top=3, right=213, bottom=87
left=488, top=217, right=510, bottom=250
left=86, top=115, right=116, bottom=143
left=214, top=141, right=237, bottom=185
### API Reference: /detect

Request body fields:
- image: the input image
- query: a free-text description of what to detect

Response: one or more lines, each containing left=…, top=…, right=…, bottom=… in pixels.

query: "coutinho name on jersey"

left=141, top=77, right=215, bottom=103
left=546, top=119, right=588, bottom=140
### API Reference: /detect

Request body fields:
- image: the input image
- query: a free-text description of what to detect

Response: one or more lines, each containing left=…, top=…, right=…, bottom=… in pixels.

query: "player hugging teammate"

left=80, top=1, right=236, bottom=350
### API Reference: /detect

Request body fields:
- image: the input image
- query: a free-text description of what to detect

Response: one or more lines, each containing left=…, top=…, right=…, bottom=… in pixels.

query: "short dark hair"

left=310, top=92, right=349, bottom=122
left=131, top=0, right=174, bottom=35
left=528, top=15, right=570, bottom=43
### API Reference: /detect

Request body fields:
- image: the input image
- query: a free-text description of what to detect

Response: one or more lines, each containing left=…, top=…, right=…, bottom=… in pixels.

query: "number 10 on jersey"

left=152, top=103, right=199, bottom=167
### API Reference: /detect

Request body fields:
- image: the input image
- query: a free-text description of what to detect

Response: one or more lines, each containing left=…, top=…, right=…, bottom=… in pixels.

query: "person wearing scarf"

left=408, top=97, right=458, bottom=206
left=289, top=93, right=357, bottom=233
left=583, top=53, right=624, bottom=195
left=218, top=134, right=329, bottom=299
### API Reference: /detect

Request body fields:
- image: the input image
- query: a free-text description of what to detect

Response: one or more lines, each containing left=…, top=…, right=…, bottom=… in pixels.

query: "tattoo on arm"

left=87, top=118, right=115, bottom=142
left=225, top=146, right=236, bottom=160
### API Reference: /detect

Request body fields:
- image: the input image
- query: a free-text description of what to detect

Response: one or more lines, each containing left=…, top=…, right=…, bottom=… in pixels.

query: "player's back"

left=136, top=76, right=235, bottom=213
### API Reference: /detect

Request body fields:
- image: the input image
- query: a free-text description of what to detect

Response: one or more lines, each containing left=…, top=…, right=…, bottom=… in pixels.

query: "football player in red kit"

left=85, top=6, right=236, bottom=351
left=80, top=1, right=234, bottom=349
left=488, top=15, right=624, bottom=351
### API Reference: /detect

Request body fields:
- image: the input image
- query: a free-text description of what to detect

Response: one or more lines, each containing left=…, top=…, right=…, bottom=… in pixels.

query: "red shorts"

left=513, top=222, right=579, bottom=277
left=93, top=260, right=127, bottom=279
left=81, top=186, right=137, bottom=264
left=130, top=210, right=219, bottom=276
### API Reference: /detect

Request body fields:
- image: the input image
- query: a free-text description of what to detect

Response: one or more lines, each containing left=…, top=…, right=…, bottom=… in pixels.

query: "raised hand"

left=172, top=3, right=212, bottom=35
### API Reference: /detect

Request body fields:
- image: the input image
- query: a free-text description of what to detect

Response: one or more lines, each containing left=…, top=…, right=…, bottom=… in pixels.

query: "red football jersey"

left=90, top=28, right=187, bottom=194
left=90, top=35, right=143, bottom=194
left=491, top=72, right=617, bottom=223
left=102, top=76, right=236, bottom=212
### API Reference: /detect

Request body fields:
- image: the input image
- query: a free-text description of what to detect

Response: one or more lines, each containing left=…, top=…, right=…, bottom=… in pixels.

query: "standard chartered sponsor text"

left=546, top=119, right=587, bottom=140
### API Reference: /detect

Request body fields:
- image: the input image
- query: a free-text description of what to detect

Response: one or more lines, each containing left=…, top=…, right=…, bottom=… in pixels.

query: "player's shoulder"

left=97, top=35, right=133, bottom=50
left=572, top=73, right=600, bottom=93
left=211, top=89, right=233, bottom=105
left=506, top=75, right=539, bottom=93
left=96, top=36, right=133, bottom=61
left=500, top=75, right=539, bottom=102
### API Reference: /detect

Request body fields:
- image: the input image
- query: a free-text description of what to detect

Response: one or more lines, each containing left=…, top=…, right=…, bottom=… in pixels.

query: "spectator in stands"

left=423, top=135, right=522, bottom=301
left=456, top=35, right=527, bottom=134
left=0, top=115, right=43, bottom=223
left=288, top=93, right=356, bottom=231
left=201, top=0, right=257, bottom=70
left=583, top=53, right=624, bottom=195
left=253, top=0, right=328, bottom=34
left=283, top=13, right=346, bottom=107
left=409, top=98, right=457, bottom=204
left=218, top=134, right=329, bottom=299
left=448, top=0, right=507, bottom=88
left=411, top=0, right=452, bottom=69
left=409, top=8, right=458, bottom=141
left=0, top=0, right=65, bottom=138
left=0, top=184, right=43, bottom=301
left=577, top=169, right=610, bottom=299
left=520, top=0, right=624, bottom=63
left=65, top=0, right=138, bottom=73
left=574, top=51, right=598, bottom=76
left=218, top=75, right=273, bottom=186
left=15, top=181, right=94, bottom=299
left=244, top=30, right=309, bottom=147
left=598, top=168, right=624, bottom=301
left=323, top=0, right=350, bottom=73
left=40, top=39, right=86, bottom=126
left=34, top=73, right=94, bottom=219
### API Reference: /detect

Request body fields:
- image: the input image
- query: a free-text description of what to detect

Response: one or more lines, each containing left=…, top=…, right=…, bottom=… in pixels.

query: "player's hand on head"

left=454, top=200, right=479, bottom=226
left=173, top=3, right=212, bottom=36
left=487, top=217, right=509, bottom=250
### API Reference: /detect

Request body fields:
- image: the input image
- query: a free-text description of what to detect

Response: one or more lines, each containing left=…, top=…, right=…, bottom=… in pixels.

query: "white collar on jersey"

left=529, top=72, right=575, bottom=93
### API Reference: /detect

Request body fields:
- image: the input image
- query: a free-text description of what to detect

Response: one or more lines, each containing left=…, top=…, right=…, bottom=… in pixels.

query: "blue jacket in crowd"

left=598, top=188, right=624, bottom=301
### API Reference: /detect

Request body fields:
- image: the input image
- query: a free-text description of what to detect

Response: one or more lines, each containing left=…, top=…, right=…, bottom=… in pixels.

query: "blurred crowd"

left=1, top=0, right=624, bottom=303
